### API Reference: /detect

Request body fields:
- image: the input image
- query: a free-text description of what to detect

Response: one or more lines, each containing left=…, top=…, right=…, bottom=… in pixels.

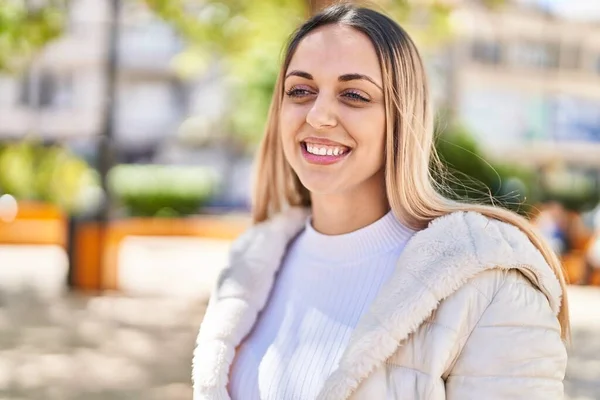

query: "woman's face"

left=280, top=24, right=386, bottom=197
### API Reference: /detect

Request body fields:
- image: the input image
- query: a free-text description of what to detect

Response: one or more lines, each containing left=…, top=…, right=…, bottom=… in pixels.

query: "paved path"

left=0, top=286, right=598, bottom=399
left=564, top=286, right=600, bottom=399
left=0, top=292, right=207, bottom=399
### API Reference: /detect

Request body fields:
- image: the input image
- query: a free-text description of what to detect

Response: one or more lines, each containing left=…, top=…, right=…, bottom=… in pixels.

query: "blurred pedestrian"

left=585, top=206, right=600, bottom=282
left=193, top=4, right=569, bottom=399
left=534, top=201, right=568, bottom=255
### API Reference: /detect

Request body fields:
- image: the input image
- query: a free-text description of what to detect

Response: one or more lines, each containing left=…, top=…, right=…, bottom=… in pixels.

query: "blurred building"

left=0, top=0, right=192, bottom=159
left=447, top=2, right=600, bottom=168
left=0, top=0, right=248, bottom=208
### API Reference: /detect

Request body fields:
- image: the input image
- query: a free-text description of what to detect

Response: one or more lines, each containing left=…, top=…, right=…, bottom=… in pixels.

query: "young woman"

left=193, top=4, right=569, bottom=399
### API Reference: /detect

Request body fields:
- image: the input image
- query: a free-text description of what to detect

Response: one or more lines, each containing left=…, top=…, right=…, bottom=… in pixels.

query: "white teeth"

left=305, top=143, right=349, bottom=156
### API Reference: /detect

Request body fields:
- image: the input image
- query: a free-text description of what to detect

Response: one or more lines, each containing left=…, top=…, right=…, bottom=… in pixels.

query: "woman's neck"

left=310, top=179, right=389, bottom=235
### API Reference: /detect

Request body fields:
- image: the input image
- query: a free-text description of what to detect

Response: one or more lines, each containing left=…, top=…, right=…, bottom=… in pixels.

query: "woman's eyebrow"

left=285, top=70, right=313, bottom=80
left=284, top=70, right=383, bottom=91
left=338, top=73, right=382, bottom=91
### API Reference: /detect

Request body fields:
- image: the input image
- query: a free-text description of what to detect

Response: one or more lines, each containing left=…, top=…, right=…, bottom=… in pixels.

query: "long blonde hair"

left=251, top=4, right=570, bottom=340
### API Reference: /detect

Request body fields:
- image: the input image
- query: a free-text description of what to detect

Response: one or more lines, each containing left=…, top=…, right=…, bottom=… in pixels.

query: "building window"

left=471, top=40, right=502, bottom=65
left=18, top=69, right=35, bottom=106
left=116, top=79, right=182, bottom=146
left=509, top=40, right=559, bottom=70
left=39, top=71, right=73, bottom=109
left=559, top=44, right=581, bottom=70
left=0, top=76, right=16, bottom=107
left=19, top=70, right=73, bottom=109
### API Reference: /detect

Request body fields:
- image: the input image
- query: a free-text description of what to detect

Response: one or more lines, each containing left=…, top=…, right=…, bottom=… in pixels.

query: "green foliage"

left=385, top=1, right=453, bottom=48
left=108, top=164, right=219, bottom=217
left=434, top=125, right=538, bottom=214
left=0, top=144, right=221, bottom=218
left=544, top=190, right=600, bottom=213
left=0, top=141, right=100, bottom=214
left=540, top=168, right=600, bottom=212
left=434, top=126, right=600, bottom=214
left=147, top=0, right=306, bottom=145
left=146, top=0, right=262, bottom=56
left=225, top=0, right=306, bottom=145
left=0, top=141, right=37, bottom=199
left=0, top=0, right=65, bottom=72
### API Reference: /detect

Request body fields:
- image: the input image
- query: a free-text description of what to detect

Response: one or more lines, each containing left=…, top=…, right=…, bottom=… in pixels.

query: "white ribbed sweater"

left=228, top=212, right=414, bottom=400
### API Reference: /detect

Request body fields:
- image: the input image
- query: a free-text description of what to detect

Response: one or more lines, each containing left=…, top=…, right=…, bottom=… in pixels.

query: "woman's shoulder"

left=406, top=210, right=563, bottom=314
left=426, top=210, right=535, bottom=249
left=433, top=268, right=561, bottom=337
left=423, top=210, right=550, bottom=271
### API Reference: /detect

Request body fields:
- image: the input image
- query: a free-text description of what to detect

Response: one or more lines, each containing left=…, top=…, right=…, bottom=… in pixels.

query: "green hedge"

left=434, top=125, right=599, bottom=214
left=108, top=164, right=219, bottom=218
left=434, top=125, right=539, bottom=214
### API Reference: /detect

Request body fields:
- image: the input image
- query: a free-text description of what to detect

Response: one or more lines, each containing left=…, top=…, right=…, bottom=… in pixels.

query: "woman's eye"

left=285, top=88, right=313, bottom=98
left=342, top=91, right=370, bottom=103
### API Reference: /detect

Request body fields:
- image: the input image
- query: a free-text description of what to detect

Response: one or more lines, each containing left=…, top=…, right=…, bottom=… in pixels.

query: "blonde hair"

left=251, top=4, right=570, bottom=340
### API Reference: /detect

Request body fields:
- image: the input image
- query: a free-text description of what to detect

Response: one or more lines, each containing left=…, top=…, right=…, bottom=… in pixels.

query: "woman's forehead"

left=286, top=25, right=383, bottom=84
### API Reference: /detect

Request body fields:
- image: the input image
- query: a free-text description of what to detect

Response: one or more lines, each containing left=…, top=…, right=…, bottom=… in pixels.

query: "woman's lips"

left=300, top=141, right=351, bottom=165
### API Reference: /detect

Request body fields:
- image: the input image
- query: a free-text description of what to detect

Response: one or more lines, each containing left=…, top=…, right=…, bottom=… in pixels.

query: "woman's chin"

left=298, top=177, right=343, bottom=196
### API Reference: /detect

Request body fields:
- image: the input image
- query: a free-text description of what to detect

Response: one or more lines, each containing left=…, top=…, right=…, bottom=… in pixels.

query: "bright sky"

left=519, top=0, right=600, bottom=21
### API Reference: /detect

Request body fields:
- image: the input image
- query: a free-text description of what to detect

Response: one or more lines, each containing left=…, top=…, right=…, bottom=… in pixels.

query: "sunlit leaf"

left=0, top=0, right=66, bottom=72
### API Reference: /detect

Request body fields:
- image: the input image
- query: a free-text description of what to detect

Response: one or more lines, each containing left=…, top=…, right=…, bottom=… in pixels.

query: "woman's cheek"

left=280, top=106, right=302, bottom=135
left=350, top=108, right=384, bottom=137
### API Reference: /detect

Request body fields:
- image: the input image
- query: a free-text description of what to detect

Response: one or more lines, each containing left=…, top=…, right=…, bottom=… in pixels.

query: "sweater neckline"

left=296, top=211, right=415, bottom=263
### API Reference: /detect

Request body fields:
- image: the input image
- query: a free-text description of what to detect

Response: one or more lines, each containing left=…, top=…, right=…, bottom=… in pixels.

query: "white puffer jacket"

left=192, top=209, right=568, bottom=399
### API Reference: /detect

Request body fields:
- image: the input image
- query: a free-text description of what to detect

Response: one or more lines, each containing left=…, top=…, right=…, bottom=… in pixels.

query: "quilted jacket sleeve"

left=445, top=269, right=568, bottom=400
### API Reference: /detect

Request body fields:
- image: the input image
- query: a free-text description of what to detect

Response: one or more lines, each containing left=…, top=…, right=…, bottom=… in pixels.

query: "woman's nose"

left=306, top=94, right=338, bottom=130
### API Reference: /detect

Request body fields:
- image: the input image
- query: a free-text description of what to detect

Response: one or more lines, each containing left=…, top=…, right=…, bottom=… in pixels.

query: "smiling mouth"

left=300, top=141, right=352, bottom=165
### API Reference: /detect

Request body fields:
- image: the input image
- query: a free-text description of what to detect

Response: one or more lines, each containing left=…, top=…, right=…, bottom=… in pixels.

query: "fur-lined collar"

left=192, top=208, right=562, bottom=400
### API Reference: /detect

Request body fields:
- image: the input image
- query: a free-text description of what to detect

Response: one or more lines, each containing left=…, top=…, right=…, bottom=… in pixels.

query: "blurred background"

left=0, top=0, right=599, bottom=398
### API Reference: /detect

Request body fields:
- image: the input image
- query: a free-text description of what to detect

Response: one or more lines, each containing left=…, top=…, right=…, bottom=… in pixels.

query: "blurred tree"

left=434, top=125, right=600, bottom=214
left=0, top=141, right=100, bottom=215
left=434, top=124, right=539, bottom=215
left=539, top=166, right=600, bottom=212
left=145, top=0, right=305, bottom=145
left=145, top=0, right=506, bottom=147
left=108, top=164, right=218, bottom=217
left=0, top=0, right=65, bottom=72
